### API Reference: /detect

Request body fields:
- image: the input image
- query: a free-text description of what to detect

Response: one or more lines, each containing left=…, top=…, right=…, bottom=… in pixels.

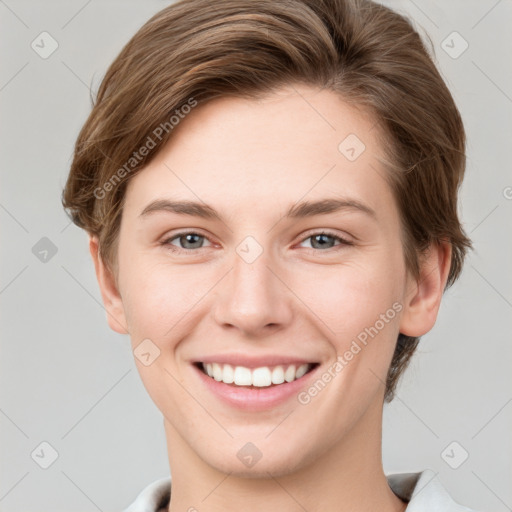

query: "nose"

left=212, top=248, right=294, bottom=337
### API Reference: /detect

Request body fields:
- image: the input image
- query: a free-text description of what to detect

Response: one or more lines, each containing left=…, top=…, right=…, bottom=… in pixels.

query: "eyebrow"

left=139, top=197, right=377, bottom=221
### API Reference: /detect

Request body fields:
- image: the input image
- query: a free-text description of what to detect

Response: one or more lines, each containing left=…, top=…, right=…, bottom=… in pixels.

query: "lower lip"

left=193, top=364, right=319, bottom=411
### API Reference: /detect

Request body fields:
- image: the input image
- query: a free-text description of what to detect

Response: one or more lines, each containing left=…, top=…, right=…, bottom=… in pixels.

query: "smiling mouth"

left=195, top=362, right=319, bottom=388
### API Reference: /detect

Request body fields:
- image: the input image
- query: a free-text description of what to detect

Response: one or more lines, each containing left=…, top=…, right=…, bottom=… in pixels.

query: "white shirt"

left=122, top=468, right=479, bottom=511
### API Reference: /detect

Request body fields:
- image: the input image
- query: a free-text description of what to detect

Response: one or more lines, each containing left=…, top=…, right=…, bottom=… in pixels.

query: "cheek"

left=120, top=258, right=205, bottom=343
left=290, top=257, right=405, bottom=406
left=292, top=258, right=404, bottom=342
left=119, top=259, right=210, bottom=410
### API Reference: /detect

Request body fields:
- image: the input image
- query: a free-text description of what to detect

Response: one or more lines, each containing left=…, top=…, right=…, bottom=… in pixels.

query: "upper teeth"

left=202, top=363, right=312, bottom=387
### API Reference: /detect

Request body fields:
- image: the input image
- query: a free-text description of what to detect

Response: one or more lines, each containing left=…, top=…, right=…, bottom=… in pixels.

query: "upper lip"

left=194, top=354, right=318, bottom=369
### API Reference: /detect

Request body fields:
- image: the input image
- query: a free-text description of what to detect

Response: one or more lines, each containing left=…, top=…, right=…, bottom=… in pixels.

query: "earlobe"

left=88, top=235, right=129, bottom=335
left=399, top=241, right=452, bottom=338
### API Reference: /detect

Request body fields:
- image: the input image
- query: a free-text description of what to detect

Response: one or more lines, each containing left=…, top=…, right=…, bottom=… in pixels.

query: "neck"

left=165, top=396, right=406, bottom=512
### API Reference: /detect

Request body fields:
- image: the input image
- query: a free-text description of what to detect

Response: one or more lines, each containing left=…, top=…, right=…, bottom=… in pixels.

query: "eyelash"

left=160, top=230, right=353, bottom=254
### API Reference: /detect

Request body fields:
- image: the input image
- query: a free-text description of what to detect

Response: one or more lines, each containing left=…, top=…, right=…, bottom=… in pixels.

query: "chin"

left=202, top=441, right=314, bottom=479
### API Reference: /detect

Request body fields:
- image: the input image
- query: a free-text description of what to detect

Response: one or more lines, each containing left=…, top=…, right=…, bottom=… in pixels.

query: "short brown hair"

left=62, top=0, right=472, bottom=402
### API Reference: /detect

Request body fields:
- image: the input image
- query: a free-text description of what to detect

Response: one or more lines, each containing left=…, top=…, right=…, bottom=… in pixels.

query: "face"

left=95, top=84, right=442, bottom=477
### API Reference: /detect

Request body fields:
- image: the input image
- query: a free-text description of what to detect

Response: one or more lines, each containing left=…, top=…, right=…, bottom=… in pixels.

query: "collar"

left=123, top=468, right=478, bottom=512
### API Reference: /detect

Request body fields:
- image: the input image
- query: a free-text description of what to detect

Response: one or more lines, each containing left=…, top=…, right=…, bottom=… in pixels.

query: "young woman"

left=62, top=0, right=477, bottom=510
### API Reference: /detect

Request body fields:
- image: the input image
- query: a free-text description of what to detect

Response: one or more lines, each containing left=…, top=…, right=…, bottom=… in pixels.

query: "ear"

left=399, top=241, right=452, bottom=337
left=88, top=235, right=129, bottom=335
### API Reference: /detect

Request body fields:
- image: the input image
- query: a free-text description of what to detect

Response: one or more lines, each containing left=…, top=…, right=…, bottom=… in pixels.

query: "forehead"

left=123, top=84, right=395, bottom=222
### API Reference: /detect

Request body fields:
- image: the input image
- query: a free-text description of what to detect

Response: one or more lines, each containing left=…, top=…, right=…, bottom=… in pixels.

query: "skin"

left=90, top=84, right=451, bottom=512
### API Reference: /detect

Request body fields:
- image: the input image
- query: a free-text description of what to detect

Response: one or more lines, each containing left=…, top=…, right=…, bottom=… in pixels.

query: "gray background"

left=1, top=0, right=511, bottom=510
